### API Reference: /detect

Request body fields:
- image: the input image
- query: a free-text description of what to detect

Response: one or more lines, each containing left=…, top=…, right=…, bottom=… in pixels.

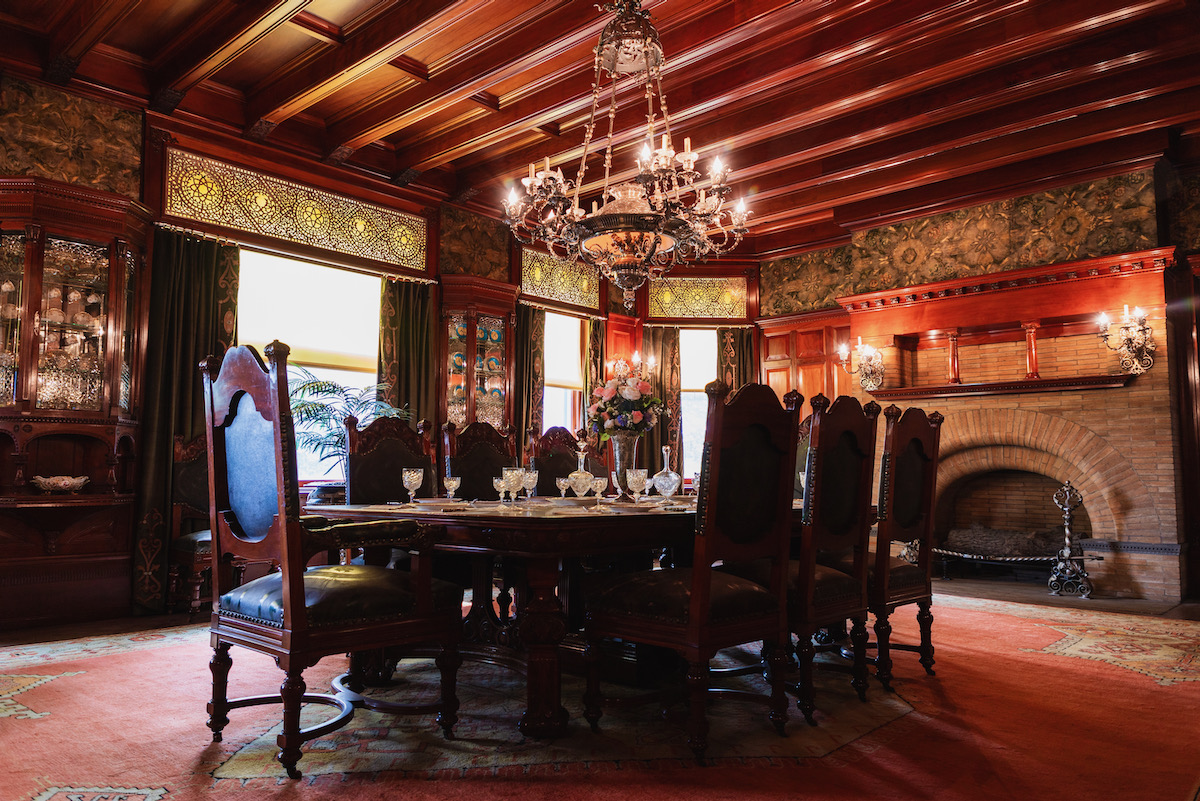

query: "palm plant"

left=288, top=366, right=410, bottom=481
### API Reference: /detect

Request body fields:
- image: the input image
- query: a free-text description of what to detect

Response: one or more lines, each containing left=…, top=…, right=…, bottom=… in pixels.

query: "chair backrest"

left=172, top=433, right=210, bottom=536
left=441, top=420, right=516, bottom=501
left=692, top=382, right=801, bottom=628
left=345, top=415, right=436, bottom=502
left=201, top=341, right=309, bottom=628
left=875, top=404, right=944, bottom=582
left=528, top=425, right=606, bottom=496
left=800, top=394, right=881, bottom=555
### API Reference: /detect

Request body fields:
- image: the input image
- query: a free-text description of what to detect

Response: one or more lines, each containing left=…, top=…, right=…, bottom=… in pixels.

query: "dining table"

left=308, top=495, right=697, bottom=738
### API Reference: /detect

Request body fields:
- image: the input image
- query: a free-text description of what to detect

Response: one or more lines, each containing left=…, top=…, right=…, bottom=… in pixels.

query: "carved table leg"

left=516, top=555, right=570, bottom=738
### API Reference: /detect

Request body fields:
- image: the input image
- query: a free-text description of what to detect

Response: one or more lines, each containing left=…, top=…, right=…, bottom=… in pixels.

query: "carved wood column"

left=947, top=328, right=961, bottom=384
left=1023, top=321, right=1040, bottom=380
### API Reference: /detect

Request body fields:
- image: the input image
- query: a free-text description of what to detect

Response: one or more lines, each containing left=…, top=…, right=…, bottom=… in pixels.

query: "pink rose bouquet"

left=586, top=357, right=665, bottom=441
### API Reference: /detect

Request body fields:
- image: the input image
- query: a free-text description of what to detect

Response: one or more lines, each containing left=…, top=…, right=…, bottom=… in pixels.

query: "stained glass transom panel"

left=648, top=276, right=747, bottom=319
left=521, top=249, right=599, bottom=311
left=164, top=148, right=427, bottom=271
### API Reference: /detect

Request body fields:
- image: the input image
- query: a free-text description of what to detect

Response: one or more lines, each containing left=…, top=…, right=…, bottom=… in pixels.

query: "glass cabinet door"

left=447, top=314, right=468, bottom=426
left=475, top=314, right=505, bottom=427
left=0, top=233, right=23, bottom=406
left=36, top=237, right=108, bottom=411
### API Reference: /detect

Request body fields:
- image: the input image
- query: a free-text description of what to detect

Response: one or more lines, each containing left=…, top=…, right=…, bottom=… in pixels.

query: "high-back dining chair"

left=167, top=433, right=214, bottom=620
left=201, top=341, right=464, bottom=779
left=345, top=415, right=437, bottom=502
left=869, top=404, right=943, bottom=689
left=441, top=420, right=517, bottom=500
left=528, top=425, right=606, bottom=497
left=792, top=393, right=881, bottom=723
left=582, top=381, right=802, bottom=764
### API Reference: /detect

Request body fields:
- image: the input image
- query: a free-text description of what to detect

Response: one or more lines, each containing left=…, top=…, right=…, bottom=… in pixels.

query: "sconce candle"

left=838, top=338, right=885, bottom=391
left=1096, top=305, right=1155, bottom=375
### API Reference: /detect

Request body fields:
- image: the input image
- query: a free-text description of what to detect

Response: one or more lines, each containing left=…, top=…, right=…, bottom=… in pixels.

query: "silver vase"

left=609, top=429, right=639, bottom=496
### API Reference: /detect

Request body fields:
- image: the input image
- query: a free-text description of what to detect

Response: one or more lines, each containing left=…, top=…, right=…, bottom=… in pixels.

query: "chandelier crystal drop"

left=501, top=0, right=750, bottom=310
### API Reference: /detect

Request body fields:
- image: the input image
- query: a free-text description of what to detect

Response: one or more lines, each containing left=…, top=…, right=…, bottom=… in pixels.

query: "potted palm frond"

left=288, top=366, right=410, bottom=502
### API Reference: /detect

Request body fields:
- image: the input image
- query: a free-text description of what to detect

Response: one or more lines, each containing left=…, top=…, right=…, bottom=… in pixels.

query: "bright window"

left=237, top=249, right=382, bottom=481
left=679, top=328, right=717, bottom=482
left=542, top=311, right=584, bottom=432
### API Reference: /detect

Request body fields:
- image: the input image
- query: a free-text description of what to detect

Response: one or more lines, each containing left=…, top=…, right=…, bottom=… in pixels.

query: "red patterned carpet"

left=2, top=595, right=1198, bottom=801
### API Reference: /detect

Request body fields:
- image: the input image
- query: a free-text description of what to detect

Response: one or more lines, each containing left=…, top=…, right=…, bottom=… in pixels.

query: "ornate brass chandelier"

left=502, top=0, right=750, bottom=310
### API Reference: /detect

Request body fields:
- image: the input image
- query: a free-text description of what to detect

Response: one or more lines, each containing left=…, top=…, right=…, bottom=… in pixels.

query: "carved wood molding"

left=869, top=374, right=1136, bottom=401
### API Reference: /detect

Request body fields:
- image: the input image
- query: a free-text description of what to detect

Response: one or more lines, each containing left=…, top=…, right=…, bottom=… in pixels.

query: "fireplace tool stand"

left=1048, top=480, right=1094, bottom=598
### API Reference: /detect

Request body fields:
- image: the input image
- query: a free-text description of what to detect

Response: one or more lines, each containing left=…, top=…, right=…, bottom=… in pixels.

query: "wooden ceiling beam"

left=387, top=0, right=832, bottom=173
left=44, top=0, right=142, bottom=85
left=285, top=10, right=343, bottom=46
left=244, top=0, right=479, bottom=139
left=745, top=87, right=1196, bottom=226
left=324, top=0, right=740, bottom=162
left=150, top=0, right=312, bottom=114
left=457, top=0, right=1183, bottom=198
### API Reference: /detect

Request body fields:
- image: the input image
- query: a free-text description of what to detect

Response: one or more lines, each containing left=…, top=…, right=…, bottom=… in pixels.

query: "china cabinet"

left=0, top=177, right=151, bottom=628
left=440, top=275, right=517, bottom=431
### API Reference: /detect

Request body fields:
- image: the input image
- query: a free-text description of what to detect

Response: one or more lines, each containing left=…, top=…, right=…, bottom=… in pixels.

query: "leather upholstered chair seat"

left=721, top=560, right=863, bottom=620
left=819, top=551, right=926, bottom=593
left=220, top=564, right=463, bottom=627
left=585, top=568, right=779, bottom=626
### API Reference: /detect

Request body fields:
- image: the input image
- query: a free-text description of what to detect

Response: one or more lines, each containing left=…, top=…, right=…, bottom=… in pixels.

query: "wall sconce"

left=837, top=337, right=885, bottom=391
left=1096, top=305, right=1155, bottom=375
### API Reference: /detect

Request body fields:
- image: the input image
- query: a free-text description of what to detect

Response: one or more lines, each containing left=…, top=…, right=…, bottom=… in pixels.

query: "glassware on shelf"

left=402, top=467, right=424, bottom=503
left=651, top=445, right=681, bottom=498
left=589, top=476, right=608, bottom=510
left=568, top=451, right=594, bottom=497
left=444, top=475, right=461, bottom=499
left=626, top=468, right=648, bottom=503
left=555, top=476, right=570, bottom=497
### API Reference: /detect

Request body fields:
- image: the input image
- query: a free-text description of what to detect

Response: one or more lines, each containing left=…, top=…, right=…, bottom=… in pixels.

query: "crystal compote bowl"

left=401, top=467, right=424, bottom=503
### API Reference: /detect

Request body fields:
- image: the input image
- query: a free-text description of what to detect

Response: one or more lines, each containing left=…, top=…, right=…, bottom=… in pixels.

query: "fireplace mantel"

left=870, top=373, right=1135, bottom=401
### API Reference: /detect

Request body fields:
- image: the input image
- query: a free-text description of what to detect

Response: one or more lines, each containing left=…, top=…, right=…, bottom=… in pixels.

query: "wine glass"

left=555, top=476, right=571, bottom=497
left=444, top=475, right=461, bottom=500
left=492, top=476, right=509, bottom=505
left=589, top=476, right=608, bottom=511
left=522, top=469, right=539, bottom=503
left=626, top=468, right=648, bottom=503
left=401, top=467, right=424, bottom=504
left=692, top=472, right=701, bottom=496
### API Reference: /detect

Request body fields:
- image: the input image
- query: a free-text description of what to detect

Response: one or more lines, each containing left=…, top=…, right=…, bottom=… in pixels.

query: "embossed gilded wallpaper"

left=0, top=77, right=142, bottom=199
left=438, top=204, right=510, bottom=281
left=759, top=172, right=1157, bottom=317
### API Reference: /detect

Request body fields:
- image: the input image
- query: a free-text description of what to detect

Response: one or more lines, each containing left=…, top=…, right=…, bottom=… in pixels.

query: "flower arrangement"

left=586, top=354, right=666, bottom=441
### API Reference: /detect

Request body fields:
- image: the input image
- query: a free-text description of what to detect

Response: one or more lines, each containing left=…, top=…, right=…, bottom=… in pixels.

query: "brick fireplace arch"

left=935, top=408, right=1162, bottom=545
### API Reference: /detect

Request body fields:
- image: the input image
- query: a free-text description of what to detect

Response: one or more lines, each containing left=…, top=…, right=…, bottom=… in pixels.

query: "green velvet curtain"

left=580, top=316, right=605, bottom=452
left=641, top=325, right=680, bottom=473
left=717, top=326, right=756, bottom=389
left=132, top=229, right=238, bottom=614
left=378, top=278, right=438, bottom=424
left=512, top=304, right=545, bottom=462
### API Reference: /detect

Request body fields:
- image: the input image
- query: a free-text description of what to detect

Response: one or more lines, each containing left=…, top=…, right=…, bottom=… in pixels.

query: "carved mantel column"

left=1023, top=321, right=1040, bottom=380
left=946, top=328, right=961, bottom=384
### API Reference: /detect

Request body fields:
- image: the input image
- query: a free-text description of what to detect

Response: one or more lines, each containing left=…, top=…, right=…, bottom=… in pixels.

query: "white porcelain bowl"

left=31, top=475, right=90, bottom=493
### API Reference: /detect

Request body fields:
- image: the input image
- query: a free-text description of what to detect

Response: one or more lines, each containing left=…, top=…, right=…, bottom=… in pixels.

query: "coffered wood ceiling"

left=2, top=0, right=1199, bottom=259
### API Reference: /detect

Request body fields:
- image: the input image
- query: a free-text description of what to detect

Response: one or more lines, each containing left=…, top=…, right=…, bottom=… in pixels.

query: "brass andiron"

left=1048, top=480, right=1093, bottom=598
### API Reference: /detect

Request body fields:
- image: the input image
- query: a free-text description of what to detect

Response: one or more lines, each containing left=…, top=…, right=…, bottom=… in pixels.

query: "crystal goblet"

left=492, top=476, right=508, bottom=504
left=555, top=476, right=571, bottom=497
left=590, top=476, right=608, bottom=510
left=444, top=476, right=461, bottom=499
left=401, top=467, right=424, bottom=504
left=522, top=469, right=539, bottom=503
left=502, top=467, right=525, bottom=506
left=626, top=468, right=648, bottom=503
